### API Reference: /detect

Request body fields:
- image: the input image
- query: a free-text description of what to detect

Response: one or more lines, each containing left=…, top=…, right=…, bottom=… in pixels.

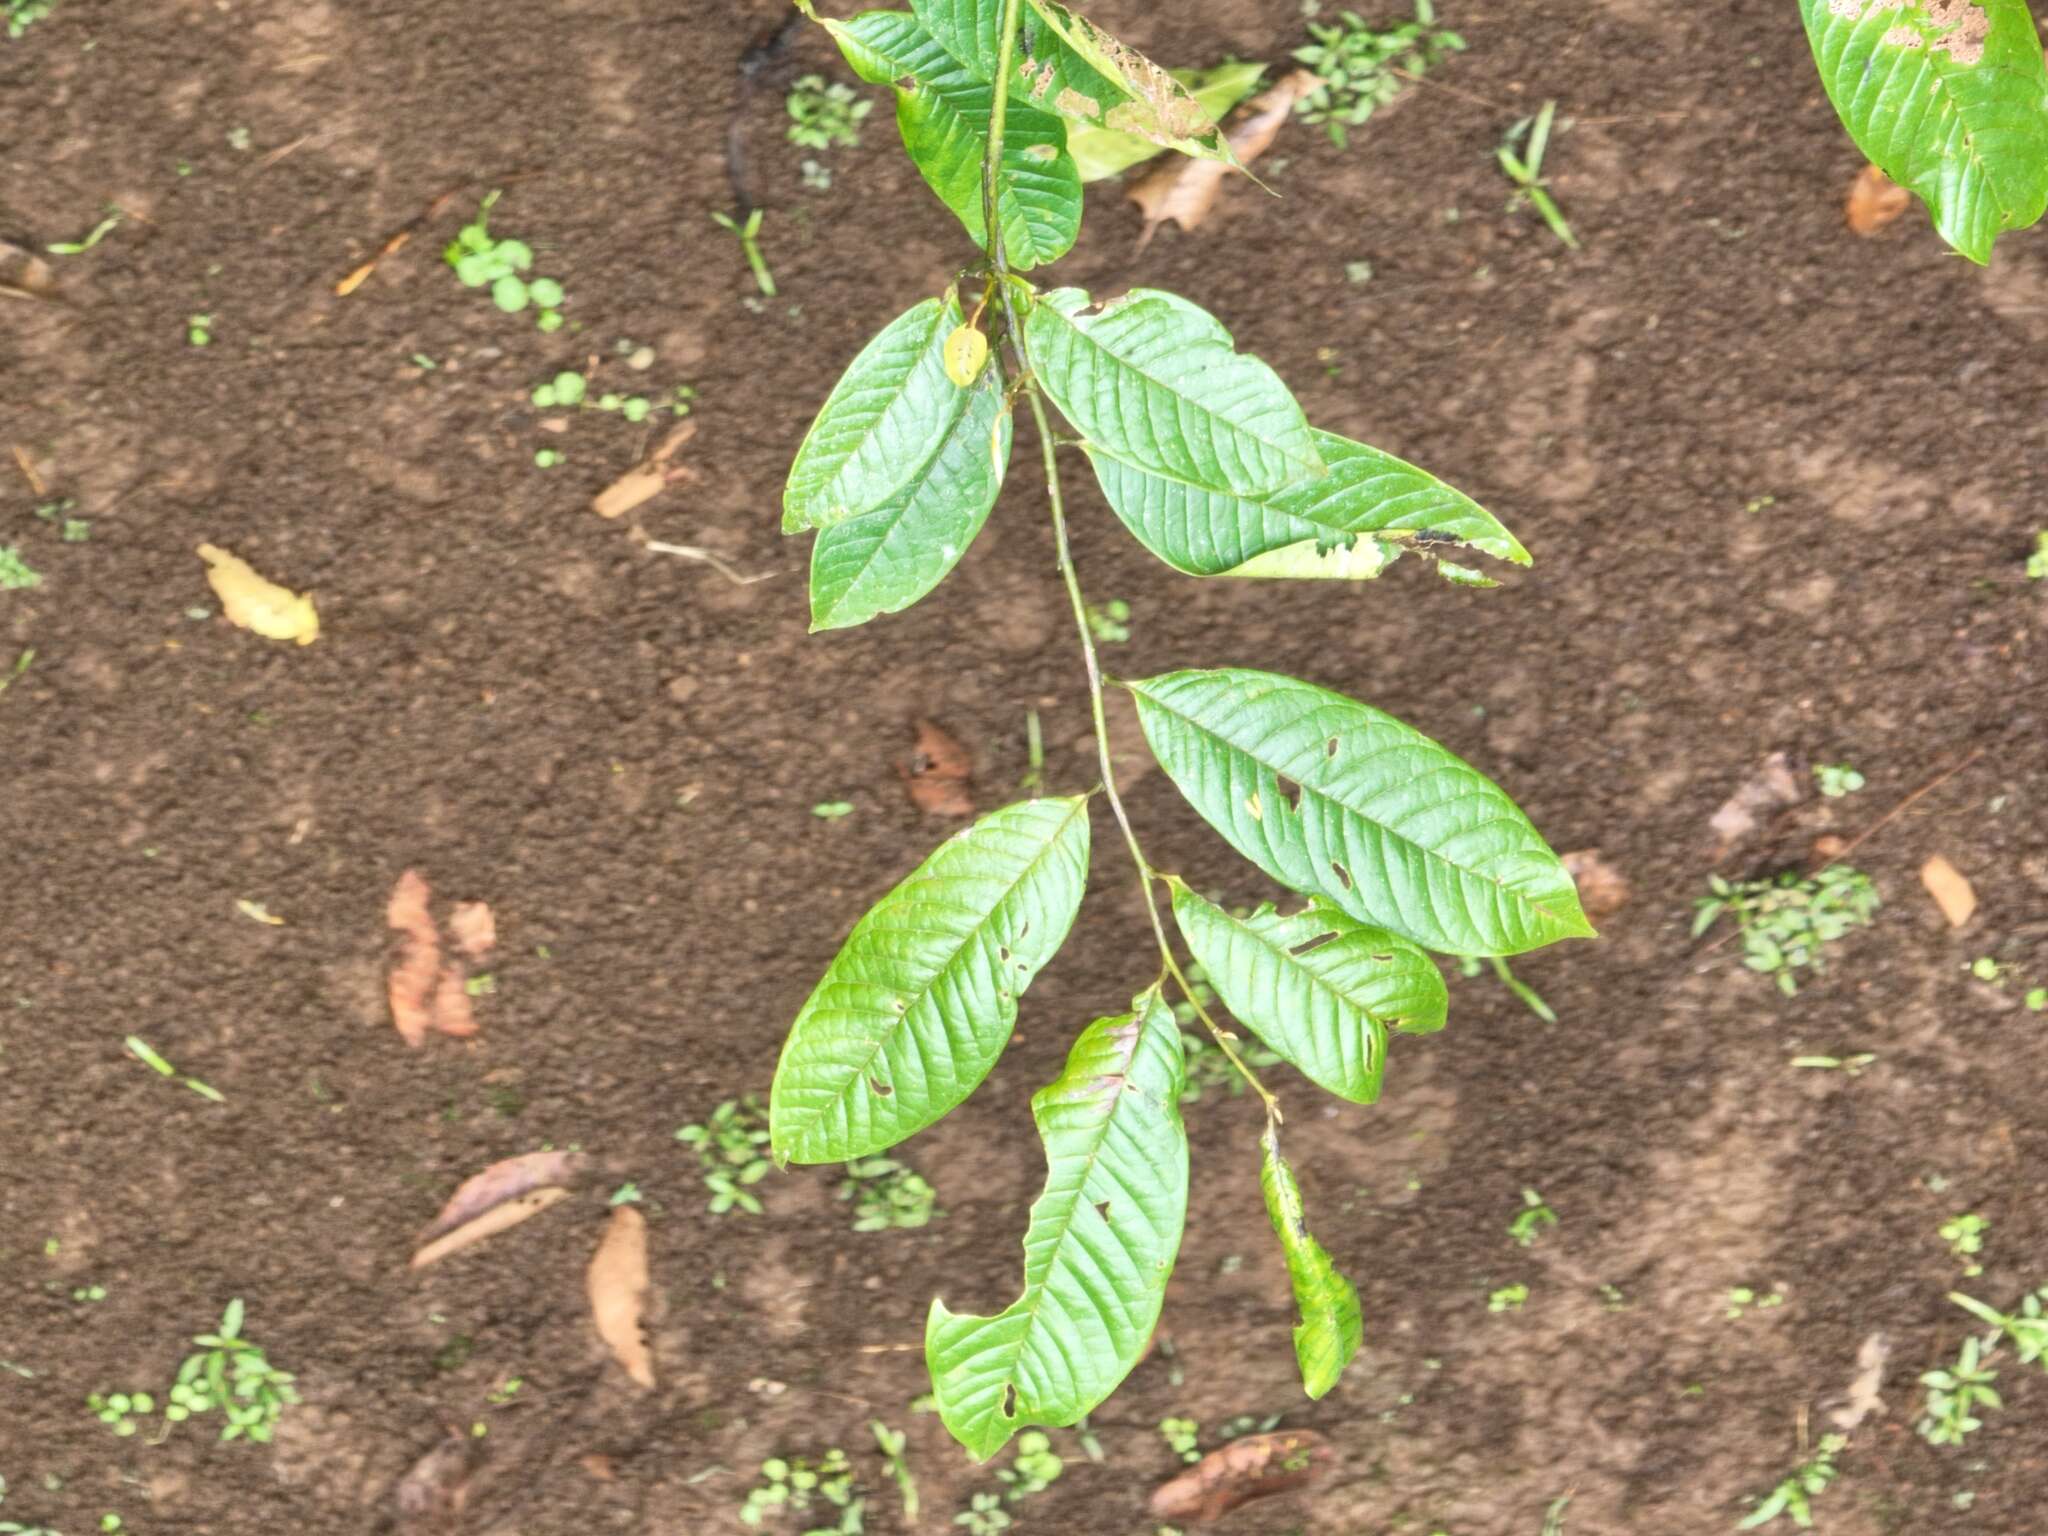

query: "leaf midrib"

left=1232, top=908, right=1397, bottom=1074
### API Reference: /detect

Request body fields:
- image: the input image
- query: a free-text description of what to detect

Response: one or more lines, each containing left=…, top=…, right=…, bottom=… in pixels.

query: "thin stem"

left=975, top=0, right=1277, bottom=1117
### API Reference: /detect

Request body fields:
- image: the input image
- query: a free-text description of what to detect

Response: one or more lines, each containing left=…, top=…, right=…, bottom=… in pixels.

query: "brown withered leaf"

left=587, top=1206, right=656, bottom=1389
left=387, top=869, right=442, bottom=1048
left=1708, top=752, right=1803, bottom=858
left=1128, top=70, right=1321, bottom=248
left=1149, top=1429, right=1333, bottom=1523
left=1826, top=1331, right=1890, bottom=1431
left=0, top=237, right=62, bottom=306
left=1920, top=854, right=1976, bottom=928
left=431, top=966, right=479, bottom=1039
left=448, top=900, right=497, bottom=959
left=1561, top=849, right=1630, bottom=920
left=410, top=1150, right=588, bottom=1269
left=593, top=420, right=698, bottom=520
left=902, top=718, right=974, bottom=817
left=394, top=1430, right=480, bottom=1533
left=1845, top=164, right=1910, bottom=235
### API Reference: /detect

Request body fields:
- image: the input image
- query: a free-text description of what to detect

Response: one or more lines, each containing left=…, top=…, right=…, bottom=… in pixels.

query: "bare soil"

left=4, top=1, right=2048, bottom=1533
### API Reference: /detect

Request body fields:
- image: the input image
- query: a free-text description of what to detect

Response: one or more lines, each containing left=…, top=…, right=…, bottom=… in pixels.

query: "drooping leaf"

left=771, top=797, right=1091, bottom=1164
left=1126, top=669, right=1593, bottom=957
left=927, top=987, right=1187, bottom=1460
left=827, top=9, right=1081, bottom=267
left=1070, top=61, right=1266, bottom=181
left=809, top=358, right=1012, bottom=630
left=1087, top=426, right=1526, bottom=580
left=785, top=297, right=960, bottom=533
left=1027, top=287, right=1321, bottom=500
left=1169, top=883, right=1444, bottom=1106
left=1799, top=0, right=2048, bottom=264
left=1259, top=1123, right=1361, bottom=1399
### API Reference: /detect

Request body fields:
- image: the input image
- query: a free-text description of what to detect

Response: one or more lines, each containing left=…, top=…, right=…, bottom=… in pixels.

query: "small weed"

left=1918, top=1336, right=1999, bottom=1446
left=0, top=648, right=35, bottom=696
left=124, top=1034, right=224, bottom=1102
left=1159, top=1415, right=1201, bottom=1463
left=995, top=1431, right=1063, bottom=1500
left=676, top=1096, right=772, bottom=1215
left=1940, top=1213, right=1988, bottom=1276
left=1293, top=1, right=1465, bottom=148
left=712, top=209, right=777, bottom=298
left=787, top=74, right=872, bottom=151
left=533, top=448, right=565, bottom=469
left=2027, top=531, right=2048, bottom=581
left=48, top=210, right=121, bottom=255
left=1788, top=1052, right=1875, bottom=1075
left=1692, top=866, right=1880, bottom=996
left=812, top=801, right=855, bottom=820
left=1951, top=1286, right=2048, bottom=1367
left=444, top=191, right=567, bottom=331
left=186, top=313, right=213, bottom=346
left=955, top=1493, right=1009, bottom=1535
left=1970, top=955, right=2001, bottom=983
left=740, top=1448, right=862, bottom=1531
left=0, top=549, right=41, bottom=590
left=1458, top=953, right=1558, bottom=1022
left=1812, top=762, right=1864, bottom=798
left=838, top=1157, right=939, bottom=1231
left=486, top=1376, right=523, bottom=1405
left=2027, top=985, right=2048, bottom=1012
left=1488, top=1283, right=1528, bottom=1313
left=802, top=159, right=834, bottom=191
left=608, top=1181, right=642, bottom=1206
left=1736, top=1433, right=1845, bottom=1529
left=71, top=1283, right=107, bottom=1303
left=1724, top=1287, right=1784, bottom=1321
left=169, top=1298, right=298, bottom=1441
left=0, top=1476, right=58, bottom=1536
left=1543, top=1494, right=1571, bottom=1536
left=4, top=0, right=58, bottom=38
left=1497, top=100, right=1578, bottom=249
left=871, top=1420, right=919, bottom=1523
left=1508, top=1189, right=1557, bottom=1247
left=87, top=1388, right=154, bottom=1437
left=1085, top=598, right=1132, bottom=643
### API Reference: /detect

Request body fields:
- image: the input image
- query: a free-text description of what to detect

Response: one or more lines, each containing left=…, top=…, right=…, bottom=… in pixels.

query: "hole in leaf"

left=1094, top=1199, right=1111, bottom=1224
left=1277, top=776, right=1303, bottom=814
left=1002, top=1383, right=1018, bottom=1417
left=997, top=945, right=1012, bottom=965
left=1289, top=932, right=1339, bottom=958
left=1326, top=737, right=1340, bottom=759
left=868, top=1076, right=893, bottom=1097
left=1331, top=860, right=1353, bottom=891
left=1016, top=920, right=1031, bottom=941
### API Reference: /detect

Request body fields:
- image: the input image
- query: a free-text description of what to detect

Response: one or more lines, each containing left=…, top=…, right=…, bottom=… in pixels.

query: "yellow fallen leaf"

left=587, top=1206, right=656, bottom=1388
left=235, top=898, right=285, bottom=926
left=1920, top=854, right=1976, bottom=928
left=197, top=544, right=319, bottom=645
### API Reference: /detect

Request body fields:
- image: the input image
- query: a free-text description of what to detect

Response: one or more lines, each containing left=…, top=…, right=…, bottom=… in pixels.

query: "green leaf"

left=1169, top=883, right=1445, bottom=1105
left=1126, top=668, right=1592, bottom=957
left=926, top=987, right=1187, bottom=1460
left=1259, top=1122, right=1362, bottom=1399
left=828, top=10, right=1081, bottom=267
left=1027, top=288, right=1321, bottom=499
left=771, top=797, right=1092, bottom=1163
left=1086, top=426, right=1527, bottom=579
left=809, top=360, right=1012, bottom=631
left=1799, top=0, right=2048, bottom=263
left=1068, top=61, right=1267, bottom=180
left=785, top=298, right=963, bottom=534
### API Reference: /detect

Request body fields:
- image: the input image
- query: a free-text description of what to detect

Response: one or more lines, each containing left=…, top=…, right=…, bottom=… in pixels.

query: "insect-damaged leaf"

left=1070, top=60, right=1267, bottom=181
left=1127, top=70, right=1320, bottom=245
left=1259, top=1123, right=1362, bottom=1399
left=1027, top=287, right=1321, bottom=501
left=1127, top=668, right=1593, bottom=957
left=1799, top=0, right=2048, bottom=263
left=1169, top=883, right=1444, bottom=1106
left=825, top=9, right=1081, bottom=267
left=926, top=988, right=1187, bottom=1461
left=1086, top=426, right=1526, bottom=581
left=771, top=797, right=1091, bottom=1164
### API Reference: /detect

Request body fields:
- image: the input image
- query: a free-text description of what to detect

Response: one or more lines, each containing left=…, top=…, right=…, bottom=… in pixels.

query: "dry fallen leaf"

left=0, top=237, right=61, bottom=305
left=1561, top=849, right=1631, bottom=920
left=236, top=898, right=286, bottom=926
left=197, top=543, right=319, bottom=645
left=449, top=900, right=497, bottom=959
left=1128, top=70, right=1321, bottom=247
left=393, top=1430, right=479, bottom=1533
left=587, top=1205, right=656, bottom=1389
left=431, top=966, right=478, bottom=1039
left=593, top=420, right=699, bottom=520
left=1827, top=1331, right=1890, bottom=1430
left=1709, top=751, right=1803, bottom=858
left=410, top=1150, right=587, bottom=1269
left=902, top=718, right=974, bottom=817
left=387, top=870, right=442, bottom=1048
left=1920, top=854, right=1976, bottom=928
left=578, top=1453, right=617, bottom=1482
left=1149, top=1429, right=1332, bottom=1524
left=1845, top=164, right=1910, bottom=235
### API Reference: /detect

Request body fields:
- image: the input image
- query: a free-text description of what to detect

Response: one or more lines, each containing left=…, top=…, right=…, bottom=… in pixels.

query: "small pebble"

left=627, top=345, right=655, bottom=371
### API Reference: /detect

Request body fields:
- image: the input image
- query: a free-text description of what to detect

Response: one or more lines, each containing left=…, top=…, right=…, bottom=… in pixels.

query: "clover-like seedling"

left=444, top=192, right=567, bottom=331
left=1941, top=1212, right=1989, bottom=1276
left=1488, top=1284, right=1528, bottom=1313
left=1508, top=1189, right=1558, bottom=1247
left=677, top=1096, right=773, bottom=1215
left=166, top=1298, right=299, bottom=1442
left=1813, top=762, right=1865, bottom=798
left=86, top=1390, right=153, bottom=1437
left=1292, top=0, right=1465, bottom=147
left=739, top=1449, right=858, bottom=1531
left=787, top=74, right=872, bottom=152
left=1693, top=867, right=1880, bottom=996
left=1158, top=1416, right=1200, bottom=1463
left=1919, top=1336, right=1999, bottom=1446
left=838, top=1156, right=939, bottom=1231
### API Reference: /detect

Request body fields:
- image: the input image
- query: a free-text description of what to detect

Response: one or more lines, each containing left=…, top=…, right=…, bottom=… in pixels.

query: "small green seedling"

left=4, top=0, right=58, bottom=39
left=995, top=1431, right=1063, bottom=1501
left=72, top=1283, right=107, bottom=1303
left=1459, top=953, right=1558, bottom=1022
left=0, top=1473, right=61, bottom=1536
left=2028, top=986, right=2047, bottom=1012
left=676, top=1096, right=773, bottom=1214
left=1789, top=1052, right=1875, bottom=1075
left=1941, top=1213, right=1988, bottom=1276
left=1293, top=1, right=1465, bottom=147
left=1542, top=1494, right=1572, bottom=1536
left=443, top=192, right=567, bottom=331
left=1951, top=1287, right=2048, bottom=1368
left=124, top=1035, right=224, bottom=1102
left=1725, top=1287, right=1784, bottom=1321
left=955, top=1493, right=1009, bottom=1536
left=1812, top=762, right=1864, bottom=798
left=186, top=314, right=213, bottom=346
left=871, top=1420, right=919, bottom=1523
left=740, top=1448, right=860, bottom=1531
left=0, top=648, right=34, bottom=695
left=47, top=210, right=121, bottom=255
left=86, top=1389, right=153, bottom=1437
left=35, top=498, right=88, bottom=541
left=2027, top=531, right=2048, bottom=581
left=1736, top=1433, right=1845, bottom=1530
left=0, top=548, right=41, bottom=591
left=486, top=1376, right=524, bottom=1405
left=1508, top=1189, right=1557, bottom=1247
left=1159, top=1416, right=1200, bottom=1462
left=167, top=1298, right=298, bottom=1442
left=608, top=1182, right=642, bottom=1206
left=812, top=801, right=855, bottom=820
left=1970, top=955, right=2002, bottom=983
left=712, top=209, right=777, bottom=297
left=1497, top=101, right=1578, bottom=249
left=1919, top=1336, right=1999, bottom=1446
left=533, top=449, right=564, bottom=469
left=1692, top=867, right=1880, bottom=996
left=787, top=74, right=872, bottom=151
left=1084, top=598, right=1132, bottom=644
left=838, top=1157, right=939, bottom=1230
left=1488, top=1283, right=1528, bottom=1313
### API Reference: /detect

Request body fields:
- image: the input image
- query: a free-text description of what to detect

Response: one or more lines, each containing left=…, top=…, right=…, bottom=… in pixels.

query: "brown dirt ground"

left=5, top=0, right=2048, bottom=1532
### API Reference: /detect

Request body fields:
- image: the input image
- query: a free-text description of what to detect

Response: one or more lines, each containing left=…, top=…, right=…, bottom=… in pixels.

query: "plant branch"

left=977, top=0, right=1279, bottom=1120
